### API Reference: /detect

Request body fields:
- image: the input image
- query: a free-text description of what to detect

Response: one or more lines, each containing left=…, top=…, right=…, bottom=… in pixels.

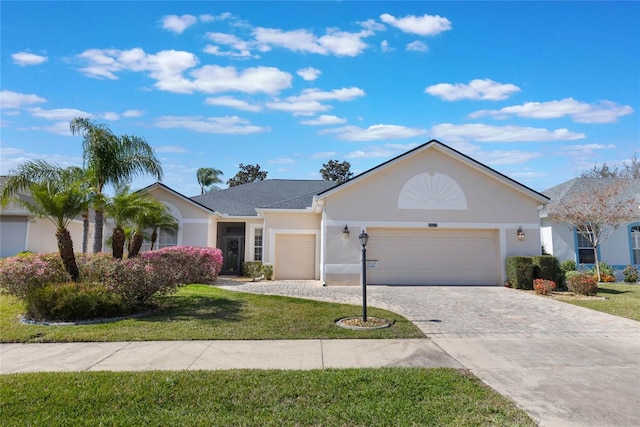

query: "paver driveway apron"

left=217, top=279, right=640, bottom=427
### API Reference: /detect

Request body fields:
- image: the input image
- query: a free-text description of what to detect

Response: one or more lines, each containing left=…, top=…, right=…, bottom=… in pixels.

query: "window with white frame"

left=631, top=225, right=640, bottom=264
left=576, top=229, right=596, bottom=264
left=254, top=228, right=263, bottom=261
left=140, top=227, right=178, bottom=252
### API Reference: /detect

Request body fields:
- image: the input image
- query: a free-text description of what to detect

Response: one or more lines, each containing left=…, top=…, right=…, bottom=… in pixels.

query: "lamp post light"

left=359, top=231, right=369, bottom=322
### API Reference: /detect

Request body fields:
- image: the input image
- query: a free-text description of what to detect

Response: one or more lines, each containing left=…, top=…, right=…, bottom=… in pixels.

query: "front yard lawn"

left=0, top=368, right=535, bottom=426
left=564, top=283, right=640, bottom=322
left=0, top=284, right=424, bottom=342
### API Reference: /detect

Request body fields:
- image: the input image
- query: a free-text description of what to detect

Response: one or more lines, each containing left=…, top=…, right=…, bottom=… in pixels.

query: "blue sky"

left=1, top=1, right=638, bottom=196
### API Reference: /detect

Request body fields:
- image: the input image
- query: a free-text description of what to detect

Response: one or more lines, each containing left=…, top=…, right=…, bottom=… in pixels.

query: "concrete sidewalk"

left=0, top=338, right=461, bottom=374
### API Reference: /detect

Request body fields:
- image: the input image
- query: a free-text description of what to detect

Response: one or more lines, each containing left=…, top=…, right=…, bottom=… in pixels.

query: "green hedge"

left=506, top=256, right=534, bottom=289
left=532, top=255, right=564, bottom=288
left=242, top=261, right=263, bottom=279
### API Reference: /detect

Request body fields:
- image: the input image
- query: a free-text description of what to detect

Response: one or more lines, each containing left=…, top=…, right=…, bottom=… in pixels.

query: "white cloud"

left=205, top=96, right=262, bottom=112
left=425, top=79, right=521, bottom=101
left=269, top=158, right=296, bottom=164
left=446, top=141, right=544, bottom=166
left=122, top=109, right=144, bottom=118
left=266, top=100, right=330, bottom=115
left=161, top=14, right=197, bottom=34
left=345, top=143, right=417, bottom=159
left=0, top=147, right=82, bottom=175
left=205, top=32, right=255, bottom=57
left=380, top=40, right=393, bottom=52
left=469, top=98, right=634, bottom=123
left=154, top=115, right=269, bottom=135
left=0, top=90, right=46, bottom=109
left=155, top=145, right=189, bottom=153
left=191, top=65, right=292, bottom=94
left=431, top=123, right=585, bottom=142
left=558, top=143, right=616, bottom=157
left=311, top=151, right=337, bottom=159
left=294, top=87, right=365, bottom=102
left=380, top=13, right=452, bottom=36
left=102, top=112, right=120, bottom=121
left=253, top=26, right=373, bottom=57
left=406, top=41, right=428, bottom=52
left=28, top=107, right=92, bottom=121
left=297, top=67, right=322, bottom=81
left=29, top=121, right=76, bottom=136
left=77, top=49, right=292, bottom=95
left=300, top=115, right=347, bottom=126
left=11, top=52, right=48, bottom=66
left=199, top=13, right=231, bottom=23
left=322, top=124, right=427, bottom=142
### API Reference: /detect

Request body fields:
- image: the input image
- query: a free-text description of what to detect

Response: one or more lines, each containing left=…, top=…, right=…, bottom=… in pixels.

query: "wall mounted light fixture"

left=342, top=225, right=350, bottom=239
left=517, top=226, right=526, bottom=241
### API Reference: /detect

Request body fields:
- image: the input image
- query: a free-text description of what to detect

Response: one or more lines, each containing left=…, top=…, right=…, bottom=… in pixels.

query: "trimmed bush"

left=567, top=273, right=598, bottom=296
left=141, top=246, right=223, bottom=285
left=532, top=255, right=564, bottom=288
left=623, top=265, right=639, bottom=283
left=25, top=282, right=128, bottom=322
left=506, top=256, right=534, bottom=289
left=76, top=252, right=119, bottom=284
left=533, top=279, right=556, bottom=295
left=262, top=264, right=273, bottom=280
left=243, top=261, right=263, bottom=279
left=0, top=253, right=70, bottom=298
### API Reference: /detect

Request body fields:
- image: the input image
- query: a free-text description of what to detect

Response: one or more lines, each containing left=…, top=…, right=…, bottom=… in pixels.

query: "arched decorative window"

left=398, top=171, right=467, bottom=210
left=630, top=224, right=640, bottom=264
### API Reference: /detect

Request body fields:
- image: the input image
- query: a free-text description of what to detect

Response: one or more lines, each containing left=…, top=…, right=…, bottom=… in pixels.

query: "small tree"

left=548, top=178, right=638, bottom=281
left=226, top=163, right=268, bottom=187
left=196, top=167, right=224, bottom=194
left=320, top=160, right=354, bottom=183
left=581, top=153, right=639, bottom=179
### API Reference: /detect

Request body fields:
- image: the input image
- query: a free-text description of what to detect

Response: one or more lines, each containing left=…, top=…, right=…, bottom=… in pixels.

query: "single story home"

left=540, top=177, right=640, bottom=274
left=141, top=140, right=549, bottom=286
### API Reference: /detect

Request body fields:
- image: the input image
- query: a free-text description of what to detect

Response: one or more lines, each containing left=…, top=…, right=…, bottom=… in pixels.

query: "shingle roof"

left=191, top=179, right=337, bottom=216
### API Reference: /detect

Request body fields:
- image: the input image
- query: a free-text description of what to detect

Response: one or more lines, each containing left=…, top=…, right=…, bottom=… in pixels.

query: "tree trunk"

left=82, top=210, right=89, bottom=254
left=150, top=229, right=158, bottom=251
left=128, top=232, right=144, bottom=258
left=112, top=226, right=126, bottom=259
left=93, top=209, right=104, bottom=253
left=57, top=228, right=79, bottom=282
left=593, top=245, right=601, bottom=282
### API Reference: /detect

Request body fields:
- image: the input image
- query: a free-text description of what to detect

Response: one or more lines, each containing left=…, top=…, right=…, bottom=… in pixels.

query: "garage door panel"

left=275, top=234, right=315, bottom=280
left=368, top=228, right=498, bottom=286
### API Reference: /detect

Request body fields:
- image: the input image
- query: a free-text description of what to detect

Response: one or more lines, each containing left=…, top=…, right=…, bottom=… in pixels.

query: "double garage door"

left=274, top=234, right=316, bottom=280
left=367, top=228, right=499, bottom=286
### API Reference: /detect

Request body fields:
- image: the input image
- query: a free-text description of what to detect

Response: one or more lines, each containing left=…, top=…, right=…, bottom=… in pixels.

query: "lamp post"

left=359, top=231, right=369, bottom=322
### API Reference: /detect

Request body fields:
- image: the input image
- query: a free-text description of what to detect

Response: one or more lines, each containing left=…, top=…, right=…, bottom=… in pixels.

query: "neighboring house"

left=0, top=177, right=89, bottom=257
left=540, top=177, right=640, bottom=274
left=150, top=140, right=548, bottom=285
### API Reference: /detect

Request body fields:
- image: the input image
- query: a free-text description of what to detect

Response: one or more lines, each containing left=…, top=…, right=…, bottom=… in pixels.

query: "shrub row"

left=0, top=246, right=224, bottom=321
left=506, top=255, right=563, bottom=290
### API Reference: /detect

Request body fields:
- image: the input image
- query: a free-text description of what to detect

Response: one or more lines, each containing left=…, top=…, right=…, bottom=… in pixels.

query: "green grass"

left=564, top=283, right=640, bottom=322
left=0, top=368, right=535, bottom=426
left=0, top=284, right=424, bottom=342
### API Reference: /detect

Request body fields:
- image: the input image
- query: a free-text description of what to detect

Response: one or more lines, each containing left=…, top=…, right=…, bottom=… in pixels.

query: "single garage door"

left=1, top=217, right=28, bottom=258
left=274, top=234, right=316, bottom=279
left=367, top=228, right=499, bottom=285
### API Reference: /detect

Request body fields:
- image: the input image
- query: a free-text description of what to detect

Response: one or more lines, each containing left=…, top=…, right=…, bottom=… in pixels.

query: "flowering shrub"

left=107, top=246, right=224, bottom=307
left=141, top=246, right=223, bottom=285
left=623, top=265, right=639, bottom=283
left=0, top=253, right=70, bottom=298
left=76, top=253, right=119, bottom=284
left=567, top=273, right=598, bottom=296
left=533, top=279, right=556, bottom=295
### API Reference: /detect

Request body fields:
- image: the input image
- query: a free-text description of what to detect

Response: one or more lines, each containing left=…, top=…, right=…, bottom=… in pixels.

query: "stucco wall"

left=261, top=211, right=321, bottom=267
left=320, top=147, right=544, bottom=285
left=26, top=218, right=86, bottom=254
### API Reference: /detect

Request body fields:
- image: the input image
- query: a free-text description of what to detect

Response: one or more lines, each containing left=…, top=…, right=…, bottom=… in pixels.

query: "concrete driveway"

left=217, top=279, right=640, bottom=427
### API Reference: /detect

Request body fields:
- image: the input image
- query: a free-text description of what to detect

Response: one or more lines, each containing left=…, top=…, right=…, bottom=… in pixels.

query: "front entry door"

left=221, top=236, right=244, bottom=275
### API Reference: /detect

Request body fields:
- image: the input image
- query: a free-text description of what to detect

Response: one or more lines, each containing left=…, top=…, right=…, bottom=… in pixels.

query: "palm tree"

left=197, top=167, right=224, bottom=194
left=70, top=117, right=163, bottom=253
left=1, top=161, right=88, bottom=281
left=128, top=199, right=178, bottom=258
left=104, top=185, right=154, bottom=259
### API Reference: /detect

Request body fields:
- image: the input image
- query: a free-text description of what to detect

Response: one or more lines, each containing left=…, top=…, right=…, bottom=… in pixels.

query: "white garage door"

left=367, top=228, right=499, bottom=286
left=275, top=234, right=316, bottom=280
left=1, top=217, right=28, bottom=258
